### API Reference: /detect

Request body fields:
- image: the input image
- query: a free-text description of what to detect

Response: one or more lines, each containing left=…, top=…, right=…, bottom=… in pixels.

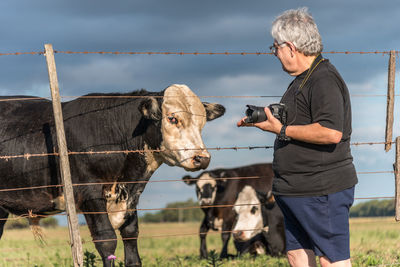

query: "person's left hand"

left=237, top=107, right=282, bottom=135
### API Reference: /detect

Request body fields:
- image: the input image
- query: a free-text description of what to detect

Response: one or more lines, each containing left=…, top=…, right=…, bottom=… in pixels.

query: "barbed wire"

left=0, top=170, right=394, bottom=194
left=52, top=50, right=395, bottom=56
left=0, top=194, right=394, bottom=223
left=0, top=93, right=394, bottom=103
left=0, top=51, right=44, bottom=56
left=0, top=203, right=258, bottom=221
left=0, top=50, right=397, bottom=57
left=0, top=227, right=267, bottom=254
left=58, top=94, right=400, bottom=99
left=355, top=197, right=395, bottom=200
left=0, top=141, right=393, bottom=161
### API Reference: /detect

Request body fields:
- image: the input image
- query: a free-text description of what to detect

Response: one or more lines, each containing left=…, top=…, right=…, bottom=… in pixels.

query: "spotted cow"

left=183, top=163, right=273, bottom=258
left=233, top=187, right=285, bottom=256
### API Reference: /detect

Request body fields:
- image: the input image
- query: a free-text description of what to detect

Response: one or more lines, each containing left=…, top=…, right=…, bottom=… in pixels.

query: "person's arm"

left=237, top=107, right=342, bottom=145
left=284, top=123, right=342, bottom=144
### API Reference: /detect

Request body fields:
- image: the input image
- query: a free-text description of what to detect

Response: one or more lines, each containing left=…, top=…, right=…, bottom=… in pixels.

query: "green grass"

left=0, top=218, right=399, bottom=266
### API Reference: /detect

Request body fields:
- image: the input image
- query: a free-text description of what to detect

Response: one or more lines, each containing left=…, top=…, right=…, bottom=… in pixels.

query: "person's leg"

left=287, top=249, right=317, bottom=267
left=276, top=186, right=355, bottom=265
left=275, top=196, right=316, bottom=267
left=319, top=256, right=351, bottom=267
left=317, top=187, right=354, bottom=264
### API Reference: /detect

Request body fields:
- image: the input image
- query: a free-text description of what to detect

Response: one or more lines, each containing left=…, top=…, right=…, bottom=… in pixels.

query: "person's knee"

left=287, top=249, right=317, bottom=267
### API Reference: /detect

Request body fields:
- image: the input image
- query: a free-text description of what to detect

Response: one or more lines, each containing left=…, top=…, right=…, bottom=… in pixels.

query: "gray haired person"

left=238, top=7, right=357, bottom=267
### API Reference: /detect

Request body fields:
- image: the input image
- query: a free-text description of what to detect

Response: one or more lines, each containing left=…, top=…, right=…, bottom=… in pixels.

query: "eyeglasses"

left=269, top=42, right=287, bottom=54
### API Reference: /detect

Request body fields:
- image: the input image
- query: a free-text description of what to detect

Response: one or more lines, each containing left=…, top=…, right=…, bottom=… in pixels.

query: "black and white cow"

left=0, top=84, right=225, bottom=267
left=233, top=187, right=285, bottom=256
left=183, top=163, right=273, bottom=258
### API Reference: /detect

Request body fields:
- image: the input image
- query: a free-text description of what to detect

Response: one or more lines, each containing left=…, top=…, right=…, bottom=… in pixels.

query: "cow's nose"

left=193, top=155, right=210, bottom=169
left=233, top=230, right=245, bottom=241
left=200, top=198, right=212, bottom=206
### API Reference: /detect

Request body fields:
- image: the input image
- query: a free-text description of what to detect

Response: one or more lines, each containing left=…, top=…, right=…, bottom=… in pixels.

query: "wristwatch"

left=278, top=125, right=291, bottom=141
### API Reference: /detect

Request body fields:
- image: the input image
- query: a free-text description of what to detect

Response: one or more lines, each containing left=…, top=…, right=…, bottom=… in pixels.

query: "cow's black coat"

left=0, top=89, right=224, bottom=267
left=256, top=190, right=286, bottom=256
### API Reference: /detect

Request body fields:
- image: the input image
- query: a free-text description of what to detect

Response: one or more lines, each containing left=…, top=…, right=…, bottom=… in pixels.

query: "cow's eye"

left=250, top=206, right=258, bottom=214
left=167, top=116, right=179, bottom=125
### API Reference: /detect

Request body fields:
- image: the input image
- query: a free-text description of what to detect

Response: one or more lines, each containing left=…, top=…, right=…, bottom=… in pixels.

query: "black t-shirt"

left=272, top=55, right=358, bottom=196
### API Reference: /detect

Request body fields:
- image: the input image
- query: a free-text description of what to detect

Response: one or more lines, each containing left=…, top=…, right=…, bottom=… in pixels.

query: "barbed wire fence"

left=0, top=45, right=398, bottom=266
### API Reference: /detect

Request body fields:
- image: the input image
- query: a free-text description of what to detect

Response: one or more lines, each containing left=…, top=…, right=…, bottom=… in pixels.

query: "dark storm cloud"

left=2, top=0, right=399, bottom=52
left=0, top=0, right=398, bottom=96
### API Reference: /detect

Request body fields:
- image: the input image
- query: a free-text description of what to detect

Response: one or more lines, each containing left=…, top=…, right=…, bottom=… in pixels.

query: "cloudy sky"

left=0, top=1, right=399, bottom=222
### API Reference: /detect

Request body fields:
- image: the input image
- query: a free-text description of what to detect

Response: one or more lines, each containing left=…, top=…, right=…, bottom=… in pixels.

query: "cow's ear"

left=257, top=190, right=275, bottom=208
left=182, top=175, right=196, bottom=185
left=256, top=190, right=267, bottom=203
left=203, top=102, right=225, bottom=121
left=139, top=97, right=161, bottom=120
left=219, top=171, right=228, bottom=184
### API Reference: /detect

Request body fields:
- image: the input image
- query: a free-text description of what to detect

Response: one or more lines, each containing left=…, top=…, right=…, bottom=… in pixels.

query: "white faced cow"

left=233, top=187, right=286, bottom=256
left=233, top=185, right=266, bottom=241
left=0, top=84, right=225, bottom=267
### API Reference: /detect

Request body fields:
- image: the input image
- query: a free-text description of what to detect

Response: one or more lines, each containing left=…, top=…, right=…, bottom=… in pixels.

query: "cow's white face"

left=196, top=173, right=217, bottom=206
left=232, top=185, right=264, bottom=241
left=159, top=84, right=211, bottom=171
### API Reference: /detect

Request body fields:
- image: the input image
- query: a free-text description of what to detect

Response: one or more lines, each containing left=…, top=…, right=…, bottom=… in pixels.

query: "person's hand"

left=250, top=107, right=283, bottom=134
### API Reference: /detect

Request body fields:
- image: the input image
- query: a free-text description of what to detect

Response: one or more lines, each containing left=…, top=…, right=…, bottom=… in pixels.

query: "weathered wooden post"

left=44, top=44, right=83, bottom=266
left=385, top=50, right=396, bottom=152
left=395, top=137, right=400, bottom=221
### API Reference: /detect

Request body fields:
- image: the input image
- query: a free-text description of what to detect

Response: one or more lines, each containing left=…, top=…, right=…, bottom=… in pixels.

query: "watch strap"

left=278, top=125, right=291, bottom=141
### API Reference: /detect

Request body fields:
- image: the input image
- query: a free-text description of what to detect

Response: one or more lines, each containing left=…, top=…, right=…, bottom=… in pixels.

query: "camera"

left=244, top=103, right=288, bottom=124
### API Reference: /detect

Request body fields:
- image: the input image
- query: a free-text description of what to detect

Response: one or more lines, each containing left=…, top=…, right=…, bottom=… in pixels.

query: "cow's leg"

left=219, top=231, right=231, bottom=258
left=0, top=208, right=9, bottom=239
left=119, top=210, right=141, bottom=267
left=82, top=199, right=117, bottom=267
left=199, top=215, right=209, bottom=259
left=220, top=216, right=234, bottom=259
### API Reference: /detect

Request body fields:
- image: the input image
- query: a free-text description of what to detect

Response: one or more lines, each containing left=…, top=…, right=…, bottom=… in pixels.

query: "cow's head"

left=139, top=84, right=225, bottom=171
left=183, top=171, right=228, bottom=206
left=232, top=185, right=265, bottom=242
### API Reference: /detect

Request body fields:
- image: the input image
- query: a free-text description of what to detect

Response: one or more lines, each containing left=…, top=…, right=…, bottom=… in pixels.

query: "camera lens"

left=245, top=105, right=267, bottom=123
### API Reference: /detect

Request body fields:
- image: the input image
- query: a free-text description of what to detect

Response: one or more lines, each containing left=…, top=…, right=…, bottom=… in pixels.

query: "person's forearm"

left=284, top=123, right=342, bottom=145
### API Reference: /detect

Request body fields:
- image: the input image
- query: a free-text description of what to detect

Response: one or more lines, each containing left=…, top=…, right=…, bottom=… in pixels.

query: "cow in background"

left=182, top=163, right=273, bottom=258
left=0, top=84, right=225, bottom=267
left=233, top=187, right=285, bottom=256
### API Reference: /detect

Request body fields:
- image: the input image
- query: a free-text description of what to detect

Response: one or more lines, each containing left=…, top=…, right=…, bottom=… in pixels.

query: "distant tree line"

left=140, top=198, right=396, bottom=222
left=3, top=199, right=395, bottom=227
left=5, top=216, right=59, bottom=229
left=140, top=198, right=203, bottom=223
left=349, top=199, right=394, bottom=217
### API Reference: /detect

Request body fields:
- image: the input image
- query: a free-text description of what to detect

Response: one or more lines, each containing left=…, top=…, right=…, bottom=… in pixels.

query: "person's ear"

left=287, top=42, right=296, bottom=57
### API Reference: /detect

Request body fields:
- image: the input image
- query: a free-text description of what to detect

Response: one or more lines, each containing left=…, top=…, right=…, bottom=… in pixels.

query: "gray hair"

left=271, top=7, right=323, bottom=56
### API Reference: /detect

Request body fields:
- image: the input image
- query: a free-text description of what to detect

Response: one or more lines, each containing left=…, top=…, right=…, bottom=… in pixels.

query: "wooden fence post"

left=395, top=137, right=400, bottom=221
left=385, top=50, right=396, bottom=152
left=44, top=44, right=83, bottom=266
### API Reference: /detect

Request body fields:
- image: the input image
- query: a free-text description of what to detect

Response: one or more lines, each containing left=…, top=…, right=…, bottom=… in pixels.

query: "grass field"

left=0, top=217, right=399, bottom=266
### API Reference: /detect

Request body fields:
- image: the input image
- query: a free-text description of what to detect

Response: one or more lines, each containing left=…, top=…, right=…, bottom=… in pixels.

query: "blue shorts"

left=275, top=186, right=355, bottom=262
